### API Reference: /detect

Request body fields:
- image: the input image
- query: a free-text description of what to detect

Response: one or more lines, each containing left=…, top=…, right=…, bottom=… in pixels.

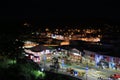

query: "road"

left=39, top=61, right=120, bottom=80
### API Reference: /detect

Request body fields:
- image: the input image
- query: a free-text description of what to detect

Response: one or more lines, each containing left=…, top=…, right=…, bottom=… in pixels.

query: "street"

left=40, top=61, right=120, bottom=80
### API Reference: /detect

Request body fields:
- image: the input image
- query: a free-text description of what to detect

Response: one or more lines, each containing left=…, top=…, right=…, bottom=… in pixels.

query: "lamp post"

left=61, top=58, right=64, bottom=72
left=43, top=50, right=46, bottom=70
left=85, top=66, right=89, bottom=80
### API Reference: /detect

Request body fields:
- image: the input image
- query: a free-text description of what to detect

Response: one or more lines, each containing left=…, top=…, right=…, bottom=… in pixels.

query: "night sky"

left=0, top=0, right=120, bottom=33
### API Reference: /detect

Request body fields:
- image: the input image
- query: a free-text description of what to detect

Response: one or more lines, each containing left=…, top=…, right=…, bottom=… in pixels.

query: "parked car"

left=110, top=74, right=120, bottom=79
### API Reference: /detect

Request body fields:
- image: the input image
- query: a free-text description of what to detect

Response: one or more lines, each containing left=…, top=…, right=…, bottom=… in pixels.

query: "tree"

left=0, top=33, right=24, bottom=62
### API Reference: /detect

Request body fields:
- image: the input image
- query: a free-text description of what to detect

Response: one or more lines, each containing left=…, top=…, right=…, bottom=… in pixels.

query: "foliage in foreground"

left=0, top=58, right=45, bottom=80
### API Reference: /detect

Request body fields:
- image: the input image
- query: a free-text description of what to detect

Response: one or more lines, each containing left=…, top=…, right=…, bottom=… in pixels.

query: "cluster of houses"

left=23, top=41, right=120, bottom=70
left=83, top=50, right=120, bottom=70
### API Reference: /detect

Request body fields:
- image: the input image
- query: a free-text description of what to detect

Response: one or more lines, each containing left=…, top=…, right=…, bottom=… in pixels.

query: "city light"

left=23, top=41, right=39, bottom=48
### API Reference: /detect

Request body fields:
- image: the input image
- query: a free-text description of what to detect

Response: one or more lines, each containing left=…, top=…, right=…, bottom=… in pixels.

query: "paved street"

left=39, top=61, right=120, bottom=80
left=69, top=64, right=120, bottom=80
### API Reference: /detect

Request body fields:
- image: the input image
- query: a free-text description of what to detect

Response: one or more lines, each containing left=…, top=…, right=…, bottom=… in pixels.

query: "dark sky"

left=0, top=0, right=120, bottom=32
left=0, top=0, right=120, bottom=19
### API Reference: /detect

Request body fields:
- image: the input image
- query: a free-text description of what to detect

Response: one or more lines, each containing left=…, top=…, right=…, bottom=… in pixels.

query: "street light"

left=43, top=50, right=46, bottom=70
left=85, top=66, right=89, bottom=80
